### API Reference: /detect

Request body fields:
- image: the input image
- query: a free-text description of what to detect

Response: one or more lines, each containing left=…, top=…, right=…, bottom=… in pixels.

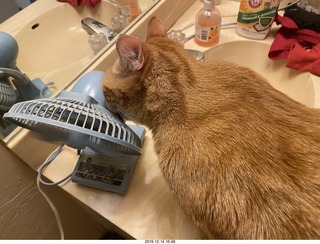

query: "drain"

left=31, top=23, right=39, bottom=30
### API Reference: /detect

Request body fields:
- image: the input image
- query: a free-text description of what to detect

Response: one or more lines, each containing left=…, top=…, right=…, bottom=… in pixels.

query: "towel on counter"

left=58, top=0, right=101, bottom=8
left=268, top=14, right=320, bottom=76
left=286, top=43, right=320, bottom=76
left=268, top=14, right=320, bottom=60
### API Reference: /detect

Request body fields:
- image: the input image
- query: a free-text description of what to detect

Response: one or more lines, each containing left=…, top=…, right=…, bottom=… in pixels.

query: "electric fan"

left=4, top=71, right=145, bottom=194
left=0, top=32, right=52, bottom=137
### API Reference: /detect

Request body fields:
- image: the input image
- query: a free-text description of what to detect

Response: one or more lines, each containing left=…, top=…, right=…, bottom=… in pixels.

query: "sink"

left=204, top=41, right=316, bottom=108
left=13, top=0, right=154, bottom=93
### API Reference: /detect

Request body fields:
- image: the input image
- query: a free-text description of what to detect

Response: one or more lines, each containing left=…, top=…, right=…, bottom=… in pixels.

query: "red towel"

left=268, top=14, right=320, bottom=60
left=57, top=0, right=101, bottom=8
left=269, top=14, right=320, bottom=76
left=286, top=43, right=320, bottom=76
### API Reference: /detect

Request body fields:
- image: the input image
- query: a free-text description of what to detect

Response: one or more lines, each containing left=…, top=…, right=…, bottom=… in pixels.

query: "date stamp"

left=145, top=240, right=175, bottom=244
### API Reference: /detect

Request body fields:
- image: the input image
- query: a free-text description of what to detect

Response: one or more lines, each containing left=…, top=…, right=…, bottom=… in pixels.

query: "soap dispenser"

left=195, top=0, right=221, bottom=47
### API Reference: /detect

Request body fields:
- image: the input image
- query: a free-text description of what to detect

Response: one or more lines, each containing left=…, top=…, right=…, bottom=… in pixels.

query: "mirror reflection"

left=0, top=0, right=158, bottom=141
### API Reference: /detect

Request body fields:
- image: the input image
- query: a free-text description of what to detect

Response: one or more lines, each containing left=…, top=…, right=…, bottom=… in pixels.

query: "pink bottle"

left=195, top=0, right=221, bottom=47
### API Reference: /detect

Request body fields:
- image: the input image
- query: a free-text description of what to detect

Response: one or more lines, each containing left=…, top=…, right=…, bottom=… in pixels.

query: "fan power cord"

left=36, top=143, right=72, bottom=240
left=278, top=0, right=302, bottom=11
left=38, top=144, right=72, bottom=186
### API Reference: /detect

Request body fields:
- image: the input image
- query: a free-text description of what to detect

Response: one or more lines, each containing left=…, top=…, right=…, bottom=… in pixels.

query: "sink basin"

left=204, top=41, right=316, bottom=108
left=13, top=0, right=153, bottom=93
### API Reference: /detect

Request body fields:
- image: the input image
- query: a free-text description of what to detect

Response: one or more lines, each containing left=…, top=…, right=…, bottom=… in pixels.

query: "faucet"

left=81, top=17, right=115, bottom=42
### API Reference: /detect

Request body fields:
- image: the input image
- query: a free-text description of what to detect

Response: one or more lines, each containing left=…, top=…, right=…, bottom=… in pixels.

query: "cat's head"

left=103, top=17, right=194, bottom=129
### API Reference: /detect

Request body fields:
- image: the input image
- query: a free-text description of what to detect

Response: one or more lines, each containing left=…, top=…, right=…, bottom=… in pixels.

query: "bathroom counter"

left=14, top=0, right=320, bottom=240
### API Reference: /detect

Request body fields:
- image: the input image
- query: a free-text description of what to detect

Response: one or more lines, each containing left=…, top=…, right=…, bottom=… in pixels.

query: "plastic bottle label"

left=195, top=25, right=219, bottom=42
left=237, top=7, right=277, bottom=28
left=237, top=0, right=280, bottom=38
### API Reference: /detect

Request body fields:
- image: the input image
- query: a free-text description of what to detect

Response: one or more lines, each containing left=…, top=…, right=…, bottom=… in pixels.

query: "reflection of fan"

left=0, top=32, right=52, bottom=137
left=4, top=71, right=145, bottom=194
left=0, top=67, right=52, bottom=108
left=0, top=32, right=52, bottom=109
left=0, top=80, right=17, bottom=111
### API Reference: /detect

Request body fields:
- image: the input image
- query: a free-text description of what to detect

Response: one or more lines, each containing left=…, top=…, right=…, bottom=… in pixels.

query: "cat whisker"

left=117, top=107, right=141, bottom=125
left=117, top=111, right=126, bottom=122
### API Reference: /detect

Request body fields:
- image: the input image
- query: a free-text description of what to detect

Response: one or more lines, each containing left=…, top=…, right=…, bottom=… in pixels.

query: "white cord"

left=36, top=176, right=65, bottom=240
left=36, top=144, right=71, bottom=240
left=37, top=144, right=72, bottom=186
left=178, top=17, right=237, bottom=33
left=184, top=22, right=237, bottom=41
left=278, top=0, right=302, bottom=11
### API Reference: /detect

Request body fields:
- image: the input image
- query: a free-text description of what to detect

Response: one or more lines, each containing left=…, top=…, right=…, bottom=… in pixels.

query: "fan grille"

left=0, top=81, right=17, bottom=110
left=5, top=98, right=142, bottom=154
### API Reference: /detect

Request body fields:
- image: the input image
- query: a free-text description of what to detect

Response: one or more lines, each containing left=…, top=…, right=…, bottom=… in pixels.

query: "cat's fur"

left=102, top=17, right=320, bottom=239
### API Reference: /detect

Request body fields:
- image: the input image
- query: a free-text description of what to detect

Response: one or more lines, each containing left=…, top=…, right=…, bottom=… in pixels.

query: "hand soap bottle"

left=195, top=0, right=221, bottom=47
left=115, top=0, right=141, bottom=23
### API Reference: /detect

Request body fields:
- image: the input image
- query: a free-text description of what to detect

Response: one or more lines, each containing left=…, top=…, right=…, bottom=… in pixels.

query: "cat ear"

left=116, top=35, right=144, bottom=71
left=147, top=17, right=166, bottom=39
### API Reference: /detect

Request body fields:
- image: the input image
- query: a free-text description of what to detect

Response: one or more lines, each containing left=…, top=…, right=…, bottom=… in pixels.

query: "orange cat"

left=102, top=17, right=320, bottom=239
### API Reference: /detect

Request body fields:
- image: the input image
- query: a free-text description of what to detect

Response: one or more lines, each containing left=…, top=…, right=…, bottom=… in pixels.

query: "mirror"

left=0, top=0, right=160, bottom=142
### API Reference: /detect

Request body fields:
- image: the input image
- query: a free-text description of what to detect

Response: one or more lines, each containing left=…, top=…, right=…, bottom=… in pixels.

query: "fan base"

left=71, top=125, right=145, bottom=194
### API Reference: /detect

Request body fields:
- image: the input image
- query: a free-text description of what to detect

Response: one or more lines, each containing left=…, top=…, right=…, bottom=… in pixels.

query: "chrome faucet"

left=81, top=17, right=115, bottom=42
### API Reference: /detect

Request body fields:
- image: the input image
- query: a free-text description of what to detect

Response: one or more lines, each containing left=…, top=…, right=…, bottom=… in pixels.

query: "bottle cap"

left=204, top=0, right=214, bottom=10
